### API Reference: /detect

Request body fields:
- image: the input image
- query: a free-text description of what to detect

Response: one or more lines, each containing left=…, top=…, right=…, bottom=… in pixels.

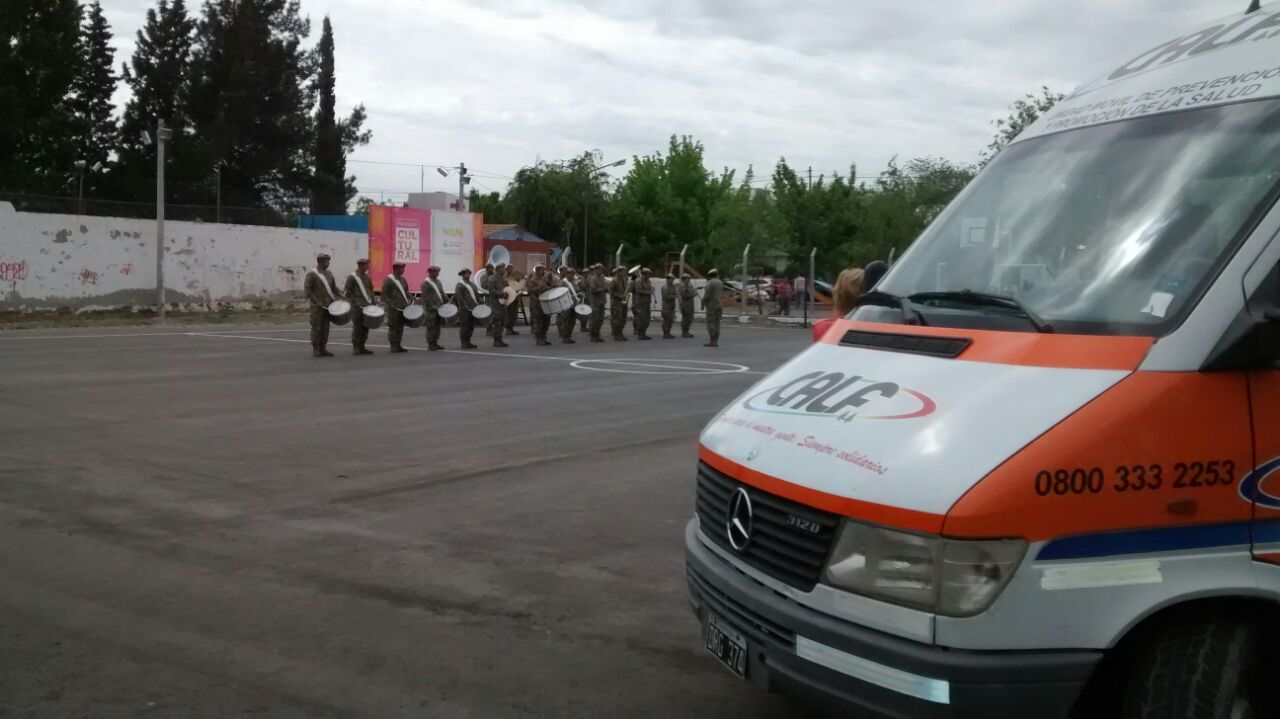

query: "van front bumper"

left=684, top=520, right=1102, bottom=718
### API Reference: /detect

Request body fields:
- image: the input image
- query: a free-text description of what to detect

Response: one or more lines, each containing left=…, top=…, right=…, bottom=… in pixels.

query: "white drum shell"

left=402, top=304, right=426, bottom=328
left=472, top=305, right=494, bottom=320
left=327, top=300, right=353, bottom=326
left=539, top=287, right=574, bottom=315
left=360, top=305, right=386, bottom=329
left=437, top=304, right=459, bottom=319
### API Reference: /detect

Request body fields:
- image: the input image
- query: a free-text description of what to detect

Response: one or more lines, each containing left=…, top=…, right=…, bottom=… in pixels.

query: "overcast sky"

left=99, top=0, right=1248, bottom=201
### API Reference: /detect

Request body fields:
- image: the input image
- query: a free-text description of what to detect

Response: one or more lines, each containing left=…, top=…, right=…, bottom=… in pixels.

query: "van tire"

left=1122, top=617, right=1256, bottom=719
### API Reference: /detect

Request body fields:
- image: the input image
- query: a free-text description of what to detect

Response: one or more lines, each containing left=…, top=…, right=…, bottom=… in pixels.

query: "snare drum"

left=327, top=300, right=352, bottom=326
left=539, top=287, right=574, bottom=315
left=437, top=303, right=459, bottom=320
left=574, top=304, right=593, bottom=318
left=472, top=305, right=493, bottom=321
left=361, top=305, right=386, bottom=330
left=402, top=304, right=426, bottom=328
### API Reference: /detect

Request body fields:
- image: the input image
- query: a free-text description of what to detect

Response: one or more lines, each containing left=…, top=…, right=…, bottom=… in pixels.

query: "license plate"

left=704, top=614, right=747, bottom=678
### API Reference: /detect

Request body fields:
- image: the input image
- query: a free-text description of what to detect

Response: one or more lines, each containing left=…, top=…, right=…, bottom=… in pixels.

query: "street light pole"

left=583, top=158, right=625, bottom=267
left=215, top=164, right=222, bottom=224
left=155, top=120, right=173, bottom=322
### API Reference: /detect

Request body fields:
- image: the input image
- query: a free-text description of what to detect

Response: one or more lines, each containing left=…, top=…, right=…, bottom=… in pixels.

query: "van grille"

left=694, top=462, right=840, bottom=591
left=839, top=329, right=971, bottom=358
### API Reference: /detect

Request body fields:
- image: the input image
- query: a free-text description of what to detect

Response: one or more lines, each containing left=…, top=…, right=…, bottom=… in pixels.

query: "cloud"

left=99, top=0, right=1250, bottom=198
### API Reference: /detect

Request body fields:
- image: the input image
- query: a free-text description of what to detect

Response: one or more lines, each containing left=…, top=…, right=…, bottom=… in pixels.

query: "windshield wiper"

left=907, top=290, right=1053, bottom=333
left=855, top=290, right=928, bottom=326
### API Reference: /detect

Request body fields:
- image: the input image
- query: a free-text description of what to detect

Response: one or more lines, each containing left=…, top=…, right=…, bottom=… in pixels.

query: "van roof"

left=1020, top=2, right=1280, bottom=142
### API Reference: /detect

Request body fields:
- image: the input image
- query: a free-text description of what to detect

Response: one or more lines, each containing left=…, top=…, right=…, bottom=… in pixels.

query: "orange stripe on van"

left=944, top=372, right=1254, bottom=541
left=822, top=320, right=1153, bottom=371
left=699, top=445, right=945, bottom=534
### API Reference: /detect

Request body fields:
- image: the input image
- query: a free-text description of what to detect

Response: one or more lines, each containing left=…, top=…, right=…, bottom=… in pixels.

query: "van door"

left=1245, top=260, right=1280, bottom=564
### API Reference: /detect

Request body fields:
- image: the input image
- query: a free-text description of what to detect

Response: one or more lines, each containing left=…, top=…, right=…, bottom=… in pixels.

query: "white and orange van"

left=686, top=4, right=1280, bottom=716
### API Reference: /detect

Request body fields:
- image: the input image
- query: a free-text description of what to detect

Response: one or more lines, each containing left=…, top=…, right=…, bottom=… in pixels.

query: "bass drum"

left=402, top=304, right=426, bottom=328
left=539, top=287, right=574, bottom=315
left=574, top=304, right=593, bottom=317
left=361, top=305, right=386, bottom=330
left=437, top=303, right=459, bottom=320
left=327, top=300, right=352, bottom=326
left=472, top=305, right=493, bottom=321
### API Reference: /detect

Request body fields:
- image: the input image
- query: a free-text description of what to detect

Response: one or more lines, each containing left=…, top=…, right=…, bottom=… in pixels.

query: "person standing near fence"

left=381, top=261, right=411, bottom=354
left=679, top=273, right=697, bottom=338
left=587, top=264, right=608, bottom=342
left=343, top=258, right=376, bottom=355
left=455, top=268, right=481, bottom=349
left=610, top=266, right=630, bottom=341
left=632, top=267, right=654, bottom=340
left=661, top=273, right=678, bottom=338
left=774, top=275, right=792, bottom=317
left=305, top=253, right=338, bottom=358
left=703, top=269, right=724, bottom=348
left=420, top=265, right=447, bottom=351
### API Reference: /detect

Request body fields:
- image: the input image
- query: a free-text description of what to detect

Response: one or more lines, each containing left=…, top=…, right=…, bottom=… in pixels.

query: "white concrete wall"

left=0, top=203, right=367, bottom=311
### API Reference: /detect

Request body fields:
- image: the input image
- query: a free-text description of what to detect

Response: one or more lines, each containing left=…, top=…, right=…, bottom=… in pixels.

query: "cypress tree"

left=0, top=0, right=82, bottom=195
left=69, top=1, right=118, bottom=192
left=310, top=16, right=371, bottom=215
left=114, top=0, right=196, bottom=204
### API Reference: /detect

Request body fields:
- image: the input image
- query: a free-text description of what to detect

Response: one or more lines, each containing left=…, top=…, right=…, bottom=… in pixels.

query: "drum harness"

left=388, top=275, right=411, bottom=311
left=347, top=273, right=374, bottom=306
left=308, top=268, right=338, bottom=304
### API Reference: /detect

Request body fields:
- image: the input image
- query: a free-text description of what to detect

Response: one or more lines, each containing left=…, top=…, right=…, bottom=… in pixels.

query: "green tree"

left=502, top=152, right=612, bottom=259
left=186, top=0, right=316, bottom=216
left=0, top=0, right=81, bottom=194
left=114, top=0, right=196, bottom=204
left=467, top=189, right=508, bottom=222
left=604, top=135, right=733, bottom=268
left=310, top=16, right=370, bottom=215
left=69, top=1, right=118, bottom=193
left=981, top=86, right=1065, bottom=165
left=703, top=167, right=788, bottom=274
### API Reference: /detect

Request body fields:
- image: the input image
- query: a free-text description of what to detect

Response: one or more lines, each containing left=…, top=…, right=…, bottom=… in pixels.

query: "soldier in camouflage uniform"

left=703, top=269, right=724, bottom=348
left=525, top=265, right=554, bottom=346
left=660, top=273, right=678, bottom=339
left=586, top=264, right=608, bottom=342
left=305, top=253, right=338, bottom=357
left=556, top=267, right=578, bottom=344
left=454, top=268, right=481, bottom=349
left=420, top=265, right=448, bottom=351
left=679, top=273, right=698, bottom=338
left=343, top=258, right=376, bottom=355
left=631, top=267, right=654, bottom=340
left=577, top=269, right=590, bottom=333
left=505, top=268, right=523, bottom=336
left=609, top=266, right=630, bottom=341
left=381, top=261, right=411, bottom=354
left=484, top=264, right=510, bottom=348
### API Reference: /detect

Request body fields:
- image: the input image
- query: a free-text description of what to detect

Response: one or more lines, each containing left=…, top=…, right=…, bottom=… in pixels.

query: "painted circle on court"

left=570, top=358, right=750, bottom=375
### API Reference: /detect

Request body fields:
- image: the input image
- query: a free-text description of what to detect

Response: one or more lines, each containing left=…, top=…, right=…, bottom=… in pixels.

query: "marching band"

left=305, top=253, right=715, bottom=357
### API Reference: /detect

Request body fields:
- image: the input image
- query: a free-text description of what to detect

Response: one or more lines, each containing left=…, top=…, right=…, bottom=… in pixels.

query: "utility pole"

left=803, top=166, right=813, bottom=327
left=215, top=164, right=222, bottom=224
left=420, top=165, right=424, bottom=193
left=741, top=244, right=750, bottom=319
left=156, top=120, right=173, bottom=322
left=457, top=162, right=469, bottom=211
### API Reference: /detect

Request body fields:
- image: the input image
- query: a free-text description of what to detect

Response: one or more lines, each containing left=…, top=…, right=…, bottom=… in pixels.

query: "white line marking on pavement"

left=187, top=332, right=769, bottom=374
left=570, top=359, right=751, bottom=375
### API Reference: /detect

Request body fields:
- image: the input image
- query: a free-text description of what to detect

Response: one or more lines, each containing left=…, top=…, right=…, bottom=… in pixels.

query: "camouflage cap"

left=666, top=273, right=675, bottom=279
left=707, top=269, right=719, bottom=277
left=459, top=268, right=472, bottom=276
left=356, top=258, right=369, bottom=264
left=317, top=253, right=331, bottom=260
left=682, top=273, right=692, bottom=279
left=428, top=265, right=441, bottom=272
left=641, top=267, right=652, bottom=275
left=392, top=261, right=406, bottom=268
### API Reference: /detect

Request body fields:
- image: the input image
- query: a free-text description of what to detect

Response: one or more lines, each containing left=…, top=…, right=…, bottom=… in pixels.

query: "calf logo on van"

left=1239, top=457, right=1280, bottom=509
left=742, top=370, right=937, bottom=422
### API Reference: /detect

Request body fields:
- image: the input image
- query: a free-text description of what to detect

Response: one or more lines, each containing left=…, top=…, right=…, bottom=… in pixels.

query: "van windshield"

left=867, top=98, right=1280, bottom=336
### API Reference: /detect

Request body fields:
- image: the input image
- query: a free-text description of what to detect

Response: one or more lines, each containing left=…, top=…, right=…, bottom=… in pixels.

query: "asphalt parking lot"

left=0, top=320, right=811, bottom=717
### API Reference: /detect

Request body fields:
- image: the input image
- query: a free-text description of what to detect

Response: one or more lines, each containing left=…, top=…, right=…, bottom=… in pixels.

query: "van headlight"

left=822, top=520, right=1026, bottom=617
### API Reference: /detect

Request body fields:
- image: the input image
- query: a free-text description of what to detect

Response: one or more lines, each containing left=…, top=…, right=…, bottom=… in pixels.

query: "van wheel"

left=1122, top=617, right=1257, bottom=719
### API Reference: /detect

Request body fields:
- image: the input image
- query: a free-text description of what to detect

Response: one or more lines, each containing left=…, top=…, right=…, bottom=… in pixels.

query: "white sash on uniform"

left=460, top=282, right=478, bottom=304
left=389, top=276, right=411, bottom=304
left=423, top=280, right=445, bottom=302
left=308, top=269, right=337, bottom=301
left=348, top=273, right=372, bottom=305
